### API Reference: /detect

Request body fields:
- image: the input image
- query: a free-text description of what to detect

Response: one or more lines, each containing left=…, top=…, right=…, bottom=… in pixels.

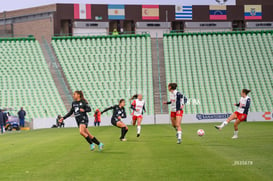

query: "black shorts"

left=76, top=119, right=88, bottom=128
left=111, top=118, right=120, bottom=127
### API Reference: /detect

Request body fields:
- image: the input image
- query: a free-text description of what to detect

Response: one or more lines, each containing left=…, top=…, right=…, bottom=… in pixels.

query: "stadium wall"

left=53, top=3, right=273, bottom=36
left=1, top=2, right=273, bottom=39
left=0, top=4, right=56, bottom=41
left=13, top=18, right=53, bottom=42
left=53, top=3, right=273, bottom=23
left=32, top=112, right=273, bottom=129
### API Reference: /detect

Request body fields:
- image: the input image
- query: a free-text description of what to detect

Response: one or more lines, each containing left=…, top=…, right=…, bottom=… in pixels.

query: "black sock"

left=124, top=128, right=128, bottom=137
left=121, top=127, right=128, bottom=139
left=85, top=136, right=93, bottom=144
left=120, top=127, right=126, bottom=139
left=91, top=137, right=100, bottom=145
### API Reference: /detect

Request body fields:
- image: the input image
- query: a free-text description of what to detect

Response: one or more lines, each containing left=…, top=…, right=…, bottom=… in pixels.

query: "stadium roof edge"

left=0, top=4, right=56, bottom=18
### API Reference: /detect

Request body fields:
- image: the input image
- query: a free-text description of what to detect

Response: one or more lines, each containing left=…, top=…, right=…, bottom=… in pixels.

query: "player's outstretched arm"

left=101, top=106, right=114, bottom=114
left=62, top=107, right=73, bottom=120
left=234, top=103, right=240, bottom=107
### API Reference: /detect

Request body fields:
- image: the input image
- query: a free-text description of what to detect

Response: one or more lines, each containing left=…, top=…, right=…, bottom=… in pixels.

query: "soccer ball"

left=197, top=129, right=205, bottom=136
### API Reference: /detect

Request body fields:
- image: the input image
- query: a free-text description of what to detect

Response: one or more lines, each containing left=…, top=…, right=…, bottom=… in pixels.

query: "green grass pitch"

left=0, top=122, right=272, bottom=181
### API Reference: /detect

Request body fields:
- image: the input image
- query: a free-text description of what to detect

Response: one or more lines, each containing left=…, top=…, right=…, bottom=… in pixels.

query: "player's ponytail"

left=75, top=90, right=88, bottom=104
left=242, top=89, right=251, bottom=95
left=129, top=94, right=138, bottom=101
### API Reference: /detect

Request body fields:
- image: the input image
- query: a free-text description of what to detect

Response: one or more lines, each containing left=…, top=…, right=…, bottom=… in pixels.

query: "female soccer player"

left=130, top=94, right=146, bottom=137
left=59, top=91, right=104, bottom=151
left=101, top=99, right=128, bottom=141
left=215, top=89, right=251, bottom=139
left=163, top=83, right=187, bottom=144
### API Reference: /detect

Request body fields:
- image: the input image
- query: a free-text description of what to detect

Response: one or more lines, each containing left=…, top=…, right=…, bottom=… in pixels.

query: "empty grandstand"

left=52, top=34, right=154, bottom=115
left=0, top=37, right=66, bottom=118
left=164, top=30, right=273, bottom=114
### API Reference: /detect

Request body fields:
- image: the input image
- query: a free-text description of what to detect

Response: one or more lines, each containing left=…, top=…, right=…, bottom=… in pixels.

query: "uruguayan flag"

left=175, top=5, right=192, bottom=20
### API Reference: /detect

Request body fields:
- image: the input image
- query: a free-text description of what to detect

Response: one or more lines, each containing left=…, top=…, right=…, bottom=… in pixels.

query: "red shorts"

left=132, top=115, right=143, bottom=121
left=171, top=110, right=184, bottom=118
left=235, top=111, right=247, bottom=122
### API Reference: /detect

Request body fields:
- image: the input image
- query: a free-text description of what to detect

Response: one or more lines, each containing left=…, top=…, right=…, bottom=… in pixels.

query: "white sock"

left=177, top=131, right=182, bottom=139
left=220, top=121, right=228, bottom=128
left=137, top=126, right=141, bottom=134
left=234, top=130, right=238, bottom=136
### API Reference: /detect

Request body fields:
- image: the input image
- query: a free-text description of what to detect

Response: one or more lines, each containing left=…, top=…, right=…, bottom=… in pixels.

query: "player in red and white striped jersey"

left=164, top=83, right=187, bottom=144
left=215, top=89, right=251, bottom=139
left=130, top=94, right=146, bottom=137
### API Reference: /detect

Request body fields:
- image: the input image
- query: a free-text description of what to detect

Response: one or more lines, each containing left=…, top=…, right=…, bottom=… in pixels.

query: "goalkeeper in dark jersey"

left=59, top=91, right=104, bottom=151
left=101, top=99, right=128, bottom=141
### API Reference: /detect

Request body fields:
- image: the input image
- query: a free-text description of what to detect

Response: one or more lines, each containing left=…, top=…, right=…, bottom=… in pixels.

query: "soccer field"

left=0, top=122, right=273, bottom=181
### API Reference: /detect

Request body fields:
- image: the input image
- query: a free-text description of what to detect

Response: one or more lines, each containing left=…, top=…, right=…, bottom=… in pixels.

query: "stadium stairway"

left=0, top=37, right=67, bottom=118
left=40, top=39, right=72, bottom=109
left=51, top=35, right=155, bottom=116
left=151, top=38, right=168, bottom=114
left=48, top=36, right=169, bottom=115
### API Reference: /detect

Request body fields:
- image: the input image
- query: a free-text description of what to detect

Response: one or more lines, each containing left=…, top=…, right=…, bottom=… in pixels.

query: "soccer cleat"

left=137, top=134, right=140, bottom=137
left=232, top=135, right=238, bottom=139
left=214, top=125, right=222, bottom=131
left=98, top=143, right=104, bottom=151
left=90, top=143, right=95, bottom=151
left=120, top=138, right=127, bottom=142
left=177, top=139, right=182, bottom=144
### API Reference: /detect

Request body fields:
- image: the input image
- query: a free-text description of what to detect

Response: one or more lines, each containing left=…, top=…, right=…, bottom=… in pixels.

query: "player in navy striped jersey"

left=101, top=99, right=128, bottom=141
left=164, top=83, right=187, bottom=144
left=215, top=89, right=251, bottom=139
left=59, top=91, right=104, bottom=151
left=130, top=94, right=146, bottom=137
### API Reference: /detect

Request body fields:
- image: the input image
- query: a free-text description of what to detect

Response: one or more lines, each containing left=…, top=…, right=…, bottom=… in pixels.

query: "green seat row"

left=0, top=38, right=66, bottom=118
left=52, top=35, right=154, bottom=116
left=163, top=30, right=273, bottom=114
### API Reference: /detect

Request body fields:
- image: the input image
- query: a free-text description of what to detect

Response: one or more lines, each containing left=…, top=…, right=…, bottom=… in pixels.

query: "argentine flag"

left=108, top=5, right=125, bottom=20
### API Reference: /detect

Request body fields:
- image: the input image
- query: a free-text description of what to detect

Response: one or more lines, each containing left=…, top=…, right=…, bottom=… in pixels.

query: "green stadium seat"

left=0, top=38, right=66, bottom=118
left=163, top=31, right=273, bottom=114
left=52, top=35, right=154, bottom=116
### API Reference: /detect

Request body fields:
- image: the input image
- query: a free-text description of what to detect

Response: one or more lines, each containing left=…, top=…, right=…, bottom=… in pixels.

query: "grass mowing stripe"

left=0, top=122, right=272, bottom=181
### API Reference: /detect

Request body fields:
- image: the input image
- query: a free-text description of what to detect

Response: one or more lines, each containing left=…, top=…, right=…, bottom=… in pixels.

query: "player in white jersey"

left=215, top=89, right=251, bottom=139
left=130, top=94, right=146, bottom=137
left=164, top=83, right=187, bottom=144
